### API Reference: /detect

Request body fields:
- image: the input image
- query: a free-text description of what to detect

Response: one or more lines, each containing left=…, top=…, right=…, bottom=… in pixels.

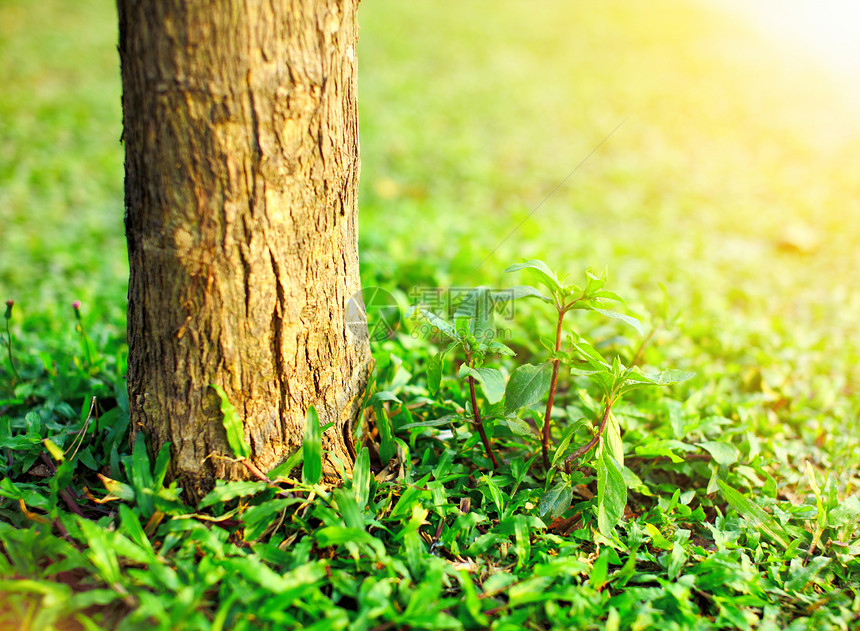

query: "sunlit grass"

left=1, top=0, right=858, bottom=626
left=356, top=0, right=859, bottom=470
left=2, top=0, right=857, bottom=431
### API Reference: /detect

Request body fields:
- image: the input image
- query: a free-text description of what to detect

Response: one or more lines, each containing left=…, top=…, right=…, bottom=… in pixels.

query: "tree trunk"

left=117, top=0, right=371, bottom=502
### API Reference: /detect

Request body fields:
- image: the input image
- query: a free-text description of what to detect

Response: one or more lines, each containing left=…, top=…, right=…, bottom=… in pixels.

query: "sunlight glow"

left=717, top=0, right=860, bottom=100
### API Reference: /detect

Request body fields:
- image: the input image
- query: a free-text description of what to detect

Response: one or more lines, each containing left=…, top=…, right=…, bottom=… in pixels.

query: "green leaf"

left=584, top=268, right=607, bottom=294
left=618, top=368, right=695, bottom=396
left=210, top=384, right=250, bottom=459
left=368, top=390, right=401, bottom=404
left=596, top=449, right=626, bottom=536
left=634, top=439, right=685, bottom=463
left=118, top=504, right=152, bottom=553
left=456, top=571, right=490, bottom=627
left=481, top=475, right=506, bottom=515
left=475, top=367, right=505, bottom=404
left=590, top=307, right=644, bottom=336
left=652, top=369, right=696, bottom=384
left=716, top=480, right=791, bottom=549
left=513, top=514, right=530, bottom=568
left=131, top=432, right=154, bottom=517
left=509, top=576, right=554, bottom=607
left=373, top=401, right=396, bottom=463
left=491, top=285, right=552, bottom=304
left=784, top=556, right=831, bottom=593
left=505, top=259, right=562, bottom=294
left=570, top=337, right=611, bottom=372
left=387, top=473, right=432, bottom=521
left=302, top=406, right=323, bottom=485
left=405, top=531, right=425, bottom=582
left=76, top=517, right=121, bottom=585
left=415, top=307, right=457, bottom=339
left=595, top=289, right=624, bottom=302
left=605, top=411, right=624, bottom=468
left=499, top=417, right=539, bottom=439
left=645, top=523, right=674, bottom=550
left=668, top=541, right=688, bottom=580
left=427, top=353, right=443, bottom=396
left=588, top=549, right=610, bottom=590
left=198, top=480, right=271, bottom=509
left=225, top=555, right=326, bottom=595
left=454, top=287, right=495, bottom=341
left=460, top=365, right=505, bottom=404
left=315, top=526, right=386, bottom=559
left=486, top=340, right=517, bottom=356
left=697, top=441, right=739, bottom=466
left=242, top=498, right=304, bottom=541
left=540, top=480, right=573, bottom=519
left=352, top=447, right=371, bottom=509
left=454, top=316, right=472, bottom=340
left=504, top=363, right=553, bottom=415
left=268, top=446, right=303, bottom=479
left=333, top=487, right=365, bottom=530
left=153, top=442, right=171, bottom=487
left=399, top=414, right=460, bottom=430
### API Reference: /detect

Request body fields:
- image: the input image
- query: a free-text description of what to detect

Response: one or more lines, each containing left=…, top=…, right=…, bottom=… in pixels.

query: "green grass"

left=1, top=0, right=859, bottom=629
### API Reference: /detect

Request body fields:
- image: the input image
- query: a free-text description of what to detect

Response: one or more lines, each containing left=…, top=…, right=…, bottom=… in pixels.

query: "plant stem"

left=5, top=317, right=19, bottom=384
left=77, top=324, right=93, bottom=368
left=564, top=396, right=613, bottom=473
left=468, top=375, right=498, bottom=468
left=541, top=308, right=566, bottom=468
left=465, top=350, right=498, bottom=469
left=630, top=325, right=657, bottom=366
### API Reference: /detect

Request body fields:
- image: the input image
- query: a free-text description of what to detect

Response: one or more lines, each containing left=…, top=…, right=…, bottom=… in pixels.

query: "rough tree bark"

left=117, top=0, right=371, bottom=501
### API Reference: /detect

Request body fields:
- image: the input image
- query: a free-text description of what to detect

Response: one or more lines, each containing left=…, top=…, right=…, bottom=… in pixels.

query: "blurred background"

left=1, top=0, right=858, bottom=418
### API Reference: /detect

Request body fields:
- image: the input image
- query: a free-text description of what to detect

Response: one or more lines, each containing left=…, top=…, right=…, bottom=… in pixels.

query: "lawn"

left=1, top=0, right=858, bottom=629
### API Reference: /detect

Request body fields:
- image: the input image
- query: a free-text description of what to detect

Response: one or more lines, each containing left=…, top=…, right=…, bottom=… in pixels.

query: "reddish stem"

left=465, top=351, right=498, bottom=468
left=541, top=308, right=566, bottom=468
left=564, top=397, right=613, bottom=473
left=469, top=375, right=498, bottom=468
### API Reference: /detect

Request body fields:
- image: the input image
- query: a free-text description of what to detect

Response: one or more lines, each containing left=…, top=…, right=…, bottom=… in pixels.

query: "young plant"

left=411, top=288, right=515, bottom=468
left=4, top=299, right=19, bottom=385
left=504, top=260, right=693, bottom=534
left=562, top=334, right=693, bottom=532
left=72, top=300, right=93, bottom=369
left=505, top=261, right=643, bottom=468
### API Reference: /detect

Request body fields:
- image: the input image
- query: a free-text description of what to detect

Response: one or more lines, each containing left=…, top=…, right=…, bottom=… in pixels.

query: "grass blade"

left=717, top=480, right=791, bottom=549
left=210, top=384, right=250, bottom=459
left=302, top=405, right=323, bottom=485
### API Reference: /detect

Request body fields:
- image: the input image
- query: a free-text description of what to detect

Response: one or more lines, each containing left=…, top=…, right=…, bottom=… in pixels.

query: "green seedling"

left=410, top=287, right=518, bottom=468
left=503, top=261, right=693, bottom=533
left=72, top=300, right=93, bottom=369
left=505, top=260, right=644, bottom=468
left=4, top=299, right=19, bottom=386
left=562, top=334, right=693, bottom=533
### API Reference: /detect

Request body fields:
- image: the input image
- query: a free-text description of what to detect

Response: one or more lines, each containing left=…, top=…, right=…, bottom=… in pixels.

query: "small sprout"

left=72, top=300, right=93, bottom=367
left=4, top=299, right=19, bottom=382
